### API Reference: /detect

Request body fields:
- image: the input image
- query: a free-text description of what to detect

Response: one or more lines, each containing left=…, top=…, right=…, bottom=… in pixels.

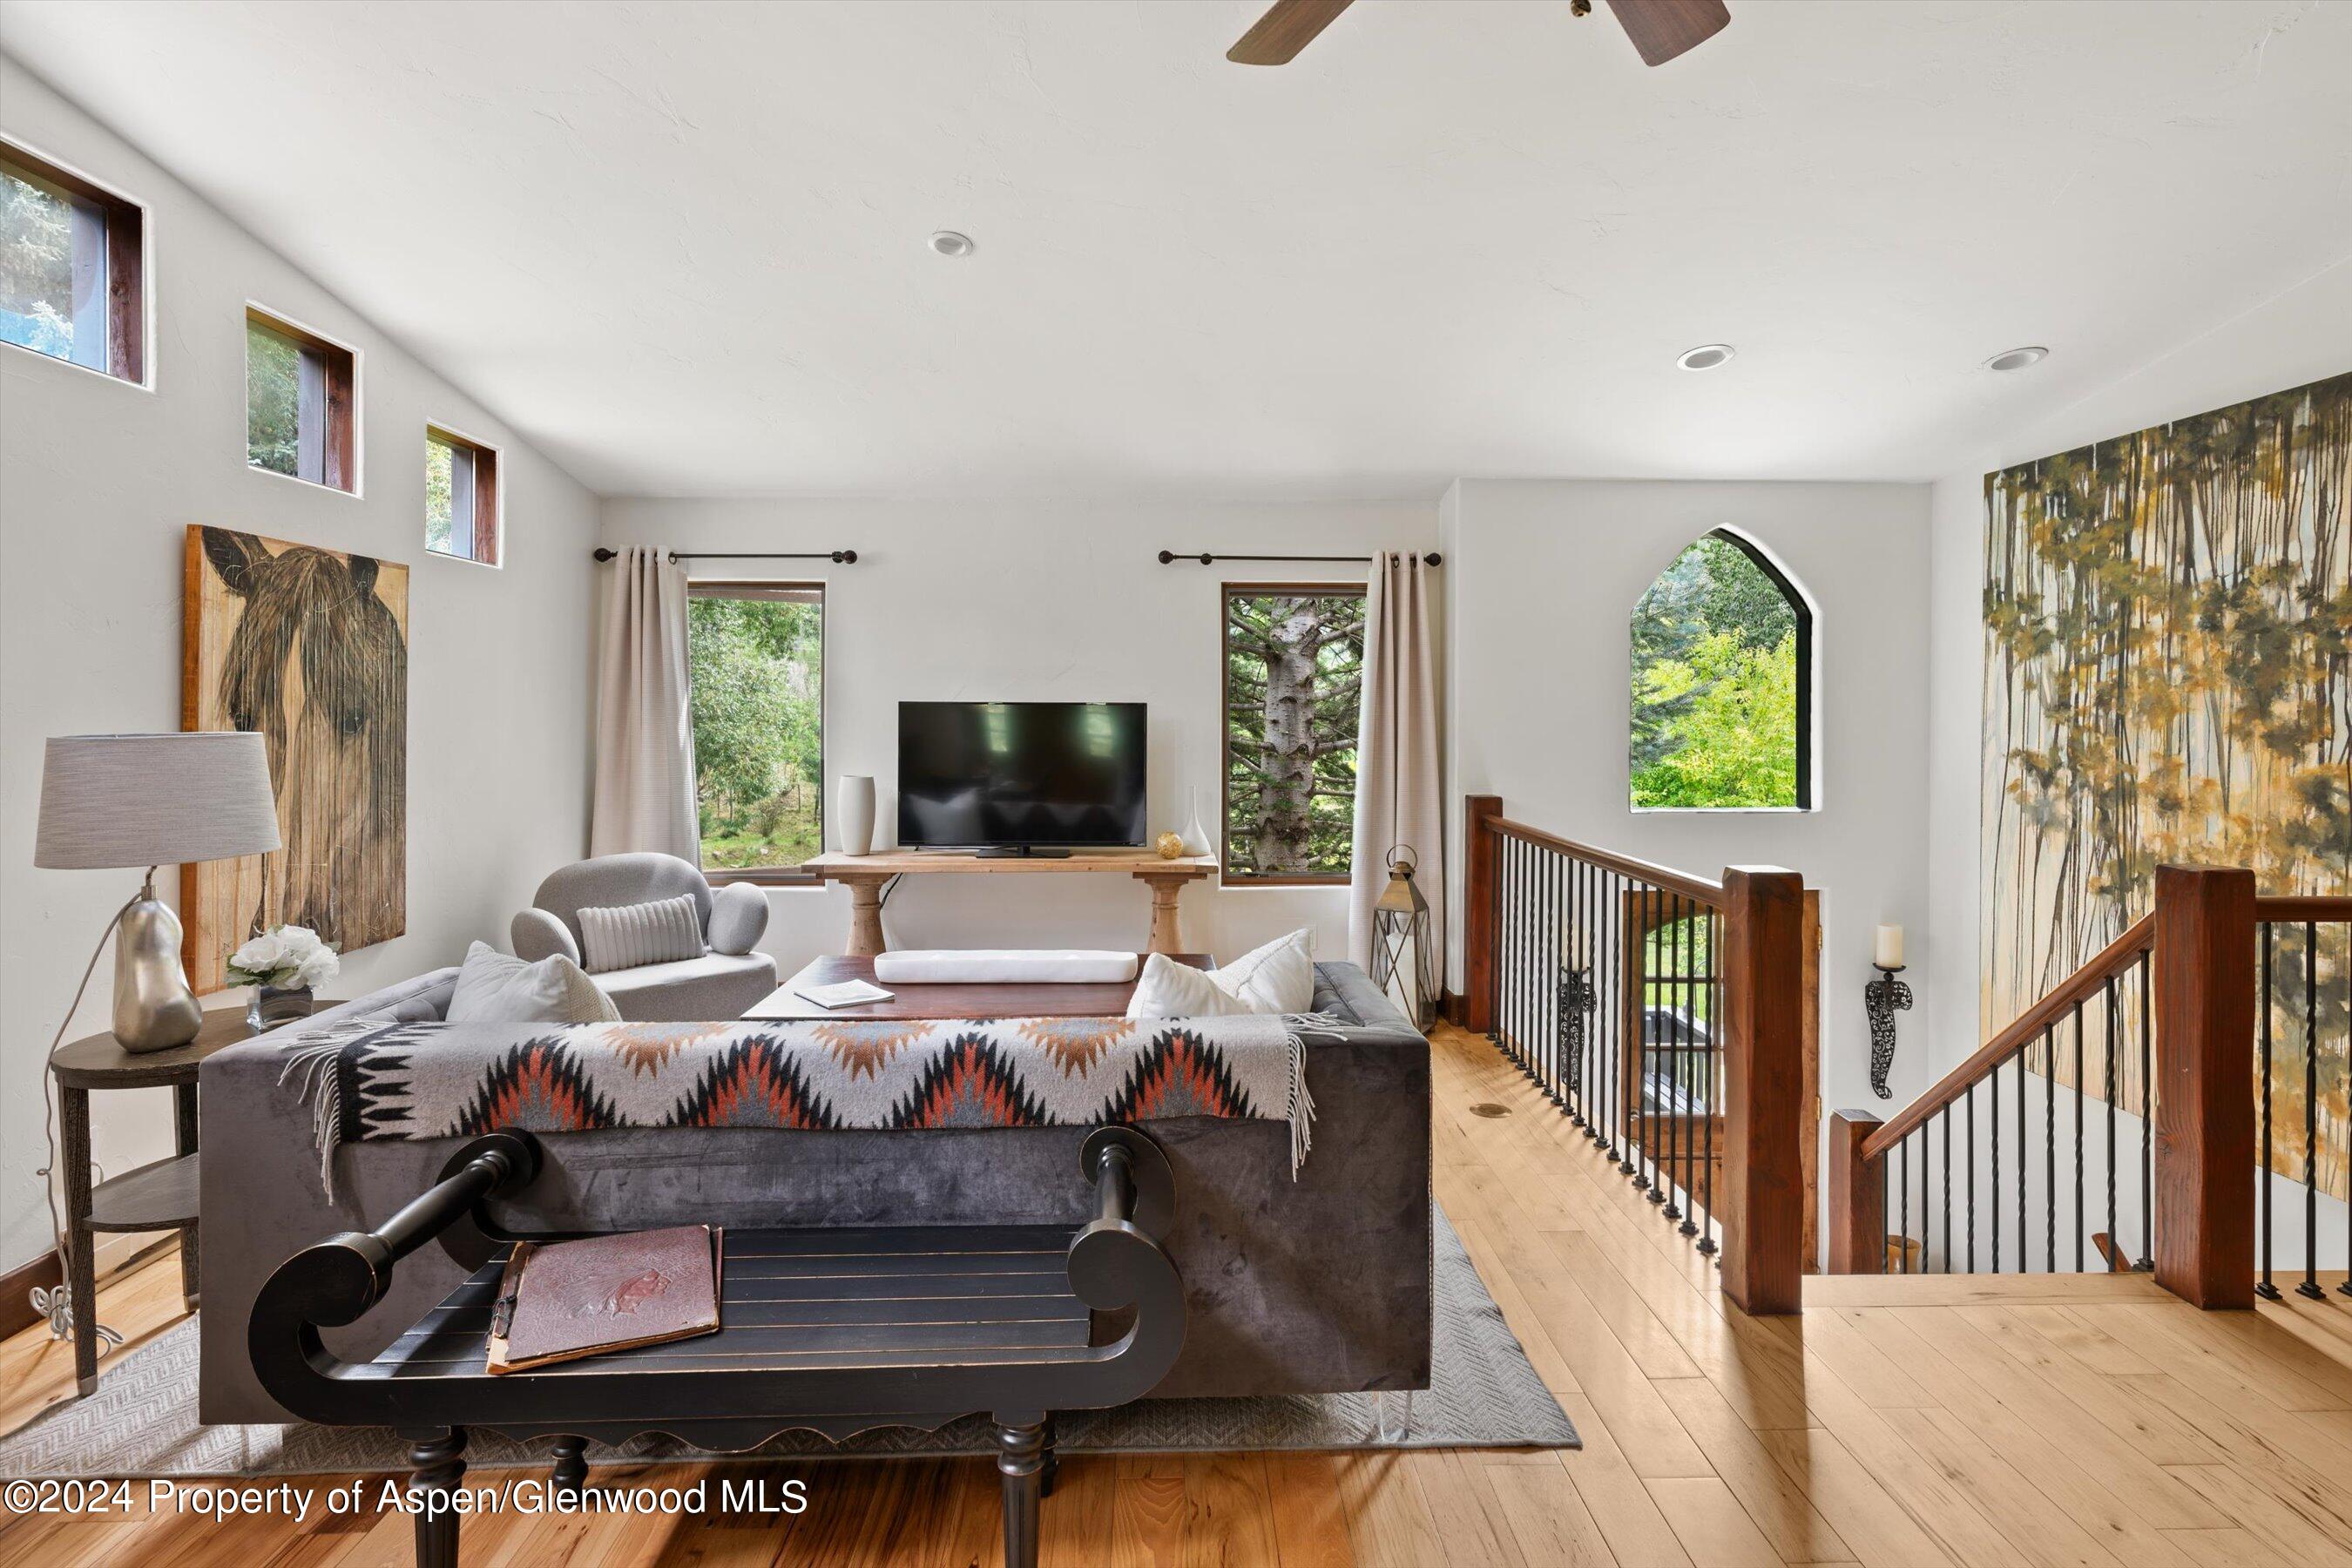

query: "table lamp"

left=35, top=733, right=281, bottom=1051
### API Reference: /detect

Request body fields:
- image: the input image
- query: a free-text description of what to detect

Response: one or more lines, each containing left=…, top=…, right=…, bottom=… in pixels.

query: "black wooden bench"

left=248, top=1126, right=1183, bottom=1568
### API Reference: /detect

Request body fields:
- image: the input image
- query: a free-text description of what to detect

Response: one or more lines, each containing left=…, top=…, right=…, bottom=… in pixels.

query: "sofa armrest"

left=707, top=882, right=769, bottom=956
left=511, top=907, right=581, bottom=965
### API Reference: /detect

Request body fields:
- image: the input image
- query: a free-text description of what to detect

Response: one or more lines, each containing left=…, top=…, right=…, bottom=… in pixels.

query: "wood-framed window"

left=687, top=580, right=825, bottom=886
left=1222, top=582, right=1366, bottom=884
left=246, top=305, right=358, bottom=493
left=0, top=135, right=145, bottom=384
left=426, top=425, right=501, bottom=566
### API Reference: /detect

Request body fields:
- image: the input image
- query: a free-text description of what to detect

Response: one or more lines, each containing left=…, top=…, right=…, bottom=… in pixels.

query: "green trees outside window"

left=687, top=585, right=824, bottom=873
left=1630, top=532, right=1810, bottom=810
left=1224, top=587, right=1365, bottom=878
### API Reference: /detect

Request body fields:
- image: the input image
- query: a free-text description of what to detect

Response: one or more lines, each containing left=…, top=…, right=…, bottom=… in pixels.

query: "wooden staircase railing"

left=1461, top=794, right=1809, bottom=1316
left=1833, top=865, right=2352, bottom=1312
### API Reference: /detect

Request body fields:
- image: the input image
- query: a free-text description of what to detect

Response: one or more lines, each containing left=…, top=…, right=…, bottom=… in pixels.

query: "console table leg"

left=841, top=875, right=889, bottom=957
left=1144, top=878, right=1183, bottom=956
left=549, top=1435, right=588, bottom=1507
left=994, top=1416, right=1045, bottom=1568
left=406, top=1428, right=466, bottom=1568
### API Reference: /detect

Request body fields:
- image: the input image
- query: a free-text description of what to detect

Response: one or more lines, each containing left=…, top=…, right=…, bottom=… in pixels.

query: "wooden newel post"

left=1463, top=795, right=1503, bottom=1034
left=2151, top=864, right=2256, bottom=1310
left=1827, top=1112, right=1886, bottom=1274
left=1720, top=866, right=1807, bottom=1315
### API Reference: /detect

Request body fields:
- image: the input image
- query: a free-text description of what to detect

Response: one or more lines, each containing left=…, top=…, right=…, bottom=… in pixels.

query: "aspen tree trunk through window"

left=1224, top=586, right=1365, bottom=880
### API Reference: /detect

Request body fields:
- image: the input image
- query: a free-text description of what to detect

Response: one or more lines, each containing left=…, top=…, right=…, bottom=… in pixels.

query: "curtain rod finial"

left=592, top=547, right=618, bottom=563
left=1156, top=550, right=1175, bottom=564
left=1424, top=552, right=1443, bottom=566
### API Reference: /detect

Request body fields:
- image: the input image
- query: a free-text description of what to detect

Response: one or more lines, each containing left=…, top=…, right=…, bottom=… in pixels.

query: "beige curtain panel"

left=590, top=546, right=700, bottom=862
left=1348, top=550, right=1443, bottom=976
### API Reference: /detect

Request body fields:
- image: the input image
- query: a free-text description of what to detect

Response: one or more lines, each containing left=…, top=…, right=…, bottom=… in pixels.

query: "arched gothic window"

left=1628, top=529, right=1813, bottom=810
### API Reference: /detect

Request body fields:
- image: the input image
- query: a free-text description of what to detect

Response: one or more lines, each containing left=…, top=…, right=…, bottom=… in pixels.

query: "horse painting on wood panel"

left=181, top=525, right=409, bottom=993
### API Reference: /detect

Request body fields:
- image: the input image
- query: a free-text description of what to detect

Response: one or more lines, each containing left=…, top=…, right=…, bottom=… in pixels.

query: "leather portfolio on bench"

left=486, top=1225, right=723, bottom=1374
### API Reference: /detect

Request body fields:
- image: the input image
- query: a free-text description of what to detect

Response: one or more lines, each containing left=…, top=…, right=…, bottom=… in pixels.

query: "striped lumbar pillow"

left=577, top=893, right=706, bottom=973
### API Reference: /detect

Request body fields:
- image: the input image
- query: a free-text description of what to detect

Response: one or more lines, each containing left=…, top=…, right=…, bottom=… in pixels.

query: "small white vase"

left=1179, top=787, right=1213, bottom=858
left=838, top=774, right=875, bottom=856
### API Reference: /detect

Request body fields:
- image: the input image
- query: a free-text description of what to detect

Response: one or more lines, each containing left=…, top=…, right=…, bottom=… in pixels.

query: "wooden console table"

left=801, top=849, right=1217, bottom=957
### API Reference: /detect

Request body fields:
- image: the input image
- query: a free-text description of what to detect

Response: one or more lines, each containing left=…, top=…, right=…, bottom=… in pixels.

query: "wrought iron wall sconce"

left=1864, top=922, right=1911, bottom=1099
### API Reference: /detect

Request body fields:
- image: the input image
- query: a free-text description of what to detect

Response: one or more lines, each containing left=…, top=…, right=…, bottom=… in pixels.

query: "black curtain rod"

left=1157, top=550, right=1441, bottom=566
left=592, top=548, right=858, bottom=564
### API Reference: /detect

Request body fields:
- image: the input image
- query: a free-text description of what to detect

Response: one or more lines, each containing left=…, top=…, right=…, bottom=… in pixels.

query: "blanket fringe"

left=1283, top=1011, right=1347, bottom=1179
left=274, top=1018, right=384, bottom=1202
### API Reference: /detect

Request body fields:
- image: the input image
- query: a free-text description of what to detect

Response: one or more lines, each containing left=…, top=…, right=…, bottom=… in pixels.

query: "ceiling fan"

left=1228, top=0, right=1729, bottom=68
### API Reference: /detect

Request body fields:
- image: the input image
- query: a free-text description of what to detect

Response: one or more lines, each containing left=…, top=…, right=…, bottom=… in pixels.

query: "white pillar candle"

left=1874, top=923, right=1904, bottom=969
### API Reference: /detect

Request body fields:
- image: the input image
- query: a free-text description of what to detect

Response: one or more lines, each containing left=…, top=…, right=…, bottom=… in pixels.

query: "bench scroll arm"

left=1064, top=1127, right=1185, bottom=1404
left=248, top=1131, right=541, bottom=1422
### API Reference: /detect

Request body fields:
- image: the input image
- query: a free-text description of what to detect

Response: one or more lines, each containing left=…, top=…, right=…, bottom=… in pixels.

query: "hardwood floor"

left=3, top=1021, right=2349, bottom=1565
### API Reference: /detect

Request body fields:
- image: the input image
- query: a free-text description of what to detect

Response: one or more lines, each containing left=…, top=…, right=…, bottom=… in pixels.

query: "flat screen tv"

left=898, top=701, right=1147, bottom=853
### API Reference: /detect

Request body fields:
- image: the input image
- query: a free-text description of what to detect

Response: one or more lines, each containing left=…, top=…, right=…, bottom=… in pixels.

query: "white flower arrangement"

left=225, top=924, right=341, bottom=991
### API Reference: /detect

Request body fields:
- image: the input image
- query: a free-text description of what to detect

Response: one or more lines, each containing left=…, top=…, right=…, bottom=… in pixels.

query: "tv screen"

left=898, top=701, right=1147, bottom=849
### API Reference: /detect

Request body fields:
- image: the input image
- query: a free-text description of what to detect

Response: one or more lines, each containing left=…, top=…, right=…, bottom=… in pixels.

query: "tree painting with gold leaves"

left=1982, top=370, right=2352, bottom=1203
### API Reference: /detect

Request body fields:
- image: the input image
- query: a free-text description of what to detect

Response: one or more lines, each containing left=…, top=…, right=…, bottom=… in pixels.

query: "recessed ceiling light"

left=1677, top=343, right=1735, bottom=372
left=1985, top=345, right=2048, bottom=372
left=929, top=230, right=975, bottom=258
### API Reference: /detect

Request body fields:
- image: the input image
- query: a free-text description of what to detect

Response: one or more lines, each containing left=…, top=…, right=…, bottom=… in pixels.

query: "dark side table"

left=49, top=1000, right=327, bottom=1396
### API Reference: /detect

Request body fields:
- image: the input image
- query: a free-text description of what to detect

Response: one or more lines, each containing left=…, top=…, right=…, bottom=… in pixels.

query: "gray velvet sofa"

left=510, top=853, right=778, bottom=1020
left=198, top=961, right=1431, bottom=1426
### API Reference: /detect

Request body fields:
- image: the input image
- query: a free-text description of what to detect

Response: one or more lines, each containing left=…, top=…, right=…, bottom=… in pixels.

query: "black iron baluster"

left=1937, top=1106, right=1950, bottom=1273
left=2300, top=921, right=2323, bottom=1301
left=2017, top=1044, right=2028, bottom=1274
left=1618, top=879, right=1637, bottom=1170
left=1517, top=839, right=1535, bottom=1079
left=1966, top=1079, right=1977, bottom=1274
left=1990, top=1058, right=2002, bottom=1272
left=1633, top=888, right=1652, bottom=1193
left=2072, top=998, right=2085, bottom=1274
left=2044, top=1026, right=2057, bottom=1274
left=1678, top=902, right=1699, bottom=1237
left=2117, top=983, right=2135, bottom=1279
left=1880, top=1147, right=1892, bottom=1275
left=2138, top=951, right=2153, bottom=1271
left=1657, top=897, right=1680, bottom=1215
left=1899, top=1135, right=1910, bottom=1274
left=2259, top=921, right=2277, bottom=1300
left=1540, top=847, right=1556, bottom=1101
left=1700, top=910, right=1719, bottom=1256
left=1485, top=823, right=1504, bottom=1054
left=1494, top=838, right=1512, bottom=1062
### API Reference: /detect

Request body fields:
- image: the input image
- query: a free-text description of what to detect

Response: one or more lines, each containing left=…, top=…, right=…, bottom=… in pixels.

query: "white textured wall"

left=0, top=59, right=602, bottom=1275
left=598, top=497, right=1438, bottom=976
left=1442, top=479, right=1936, bottom=1127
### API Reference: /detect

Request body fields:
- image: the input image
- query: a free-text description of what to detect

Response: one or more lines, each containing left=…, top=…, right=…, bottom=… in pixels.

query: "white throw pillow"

left=448, top=941, right=621, bottom=1024
left=1124, top=953, right=1254, bottom=1020
left=577, top=894, right=705, bottom=974
left=1210, top=928, right=1316, bottom=1014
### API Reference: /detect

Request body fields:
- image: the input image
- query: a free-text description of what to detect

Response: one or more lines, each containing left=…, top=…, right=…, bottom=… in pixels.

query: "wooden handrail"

left=2254, top=895, right=2352, bottom=923
left=1484, top=816, right=1726, bottom=908
left=1860, top=913, right=2153, bottom=1160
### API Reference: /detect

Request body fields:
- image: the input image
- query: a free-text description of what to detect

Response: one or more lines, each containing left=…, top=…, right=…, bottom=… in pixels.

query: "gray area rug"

left=0, top=1203, right=1574, bottom=1477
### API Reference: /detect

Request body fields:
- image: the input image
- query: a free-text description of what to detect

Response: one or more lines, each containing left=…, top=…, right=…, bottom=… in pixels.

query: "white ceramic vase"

left=1179, top=786, right=1214, bottom=858
left=838, top=774, right=875, bottom=856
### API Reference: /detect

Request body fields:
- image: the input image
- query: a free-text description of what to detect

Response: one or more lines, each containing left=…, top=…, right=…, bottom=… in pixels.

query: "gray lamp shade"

left=36, top=733, right=281, bottom=869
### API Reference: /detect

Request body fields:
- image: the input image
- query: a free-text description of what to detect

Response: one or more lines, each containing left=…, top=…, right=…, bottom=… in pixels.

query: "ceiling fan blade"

left=1603, top=0, right=1729, bottom=66
left=1227, top=0, right=1357, bottom=65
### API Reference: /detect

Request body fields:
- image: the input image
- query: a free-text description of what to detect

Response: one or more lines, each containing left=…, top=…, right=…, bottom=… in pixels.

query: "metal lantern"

left=1371, top=844, right=1439, bottom=1031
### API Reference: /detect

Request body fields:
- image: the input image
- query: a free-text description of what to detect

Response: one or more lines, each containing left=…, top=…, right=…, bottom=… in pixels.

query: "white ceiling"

left=4, top=1, right=2349, bottom=498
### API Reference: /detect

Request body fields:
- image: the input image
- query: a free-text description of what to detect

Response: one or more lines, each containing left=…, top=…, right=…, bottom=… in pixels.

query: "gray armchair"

left=511, top=853, right=777, bottom=1021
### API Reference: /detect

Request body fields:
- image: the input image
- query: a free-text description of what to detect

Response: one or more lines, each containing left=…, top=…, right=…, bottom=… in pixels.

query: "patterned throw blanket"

left=282, top=1013, right=1333, bottom=1195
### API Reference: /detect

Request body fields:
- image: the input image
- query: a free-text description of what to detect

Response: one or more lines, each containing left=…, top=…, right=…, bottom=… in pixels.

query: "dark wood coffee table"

left=745, top=953, right=1212, bottom=1022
